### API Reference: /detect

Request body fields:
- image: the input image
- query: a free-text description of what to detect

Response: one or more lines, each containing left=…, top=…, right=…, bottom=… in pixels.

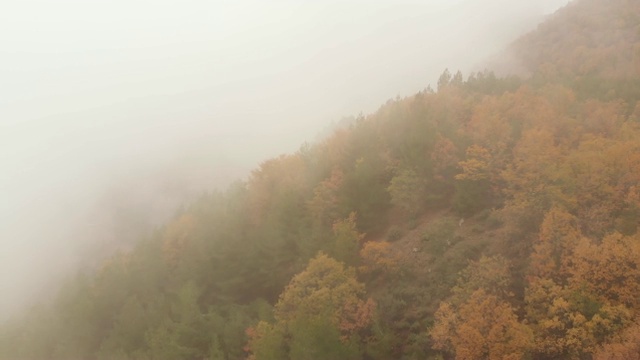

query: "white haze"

left=0, top=0, right=569, bottom=320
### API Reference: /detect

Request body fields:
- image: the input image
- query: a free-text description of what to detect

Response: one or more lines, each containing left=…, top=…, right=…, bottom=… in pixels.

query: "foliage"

left=331, top=213, right=365, bottom=266
left=594, top=319, right=640, bottom=360
left=453, top=146, right=493, bottom=216
left=422, top=216, right=459, bottom=256
left=385, top=225, right=404, bottom=242
left=570, top=233, right=640, bottom=309
left=431, top=289, right=533, bottom=360
left=529, top=206, right=583, bottom=283
left=359, top=241, right=400, bottom=278
left=388, top=168, right=427, bottom=217
left=245, top=253, right=375, bottom=359
left=3, top=2, right=640, bottom=358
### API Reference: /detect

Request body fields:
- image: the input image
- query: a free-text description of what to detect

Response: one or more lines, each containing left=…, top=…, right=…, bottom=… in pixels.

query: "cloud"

left=0, top=0, right=569, bottom=320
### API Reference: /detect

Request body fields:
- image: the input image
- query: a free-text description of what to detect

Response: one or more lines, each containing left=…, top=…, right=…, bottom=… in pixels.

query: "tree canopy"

left=2, top=1, right=640, bottom=359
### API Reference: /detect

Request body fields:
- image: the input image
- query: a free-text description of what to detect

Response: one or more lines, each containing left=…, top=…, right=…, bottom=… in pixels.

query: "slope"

left=2, top=0, right=640, bottom=359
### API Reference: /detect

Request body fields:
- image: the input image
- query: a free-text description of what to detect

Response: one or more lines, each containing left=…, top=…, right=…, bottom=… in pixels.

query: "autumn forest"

left=2, top=0, right=640, bottom=359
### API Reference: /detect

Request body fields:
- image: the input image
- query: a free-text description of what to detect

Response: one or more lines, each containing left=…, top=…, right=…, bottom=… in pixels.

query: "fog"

left=0, top=0, right=569, bottom=320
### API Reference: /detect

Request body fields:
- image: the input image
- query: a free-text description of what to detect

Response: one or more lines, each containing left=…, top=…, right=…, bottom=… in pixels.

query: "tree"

left=431, top=256, right=532, bottom=359
left=454, top=145, right=493, bottom=215
left=359, top=241, right=400, bottom=279
left=438, top=69, right=452, bottom=91
left=274, top=253, right=374, bottom=335
left=501, top=127, right=565, bottom=223
left=96, top=295, right=150, bottom=359
left=529, top=206, right=582, bottom=283
left=341, top=154, right=392, bottom=233
left=524, top=278, right=595, bottom=359
left=524, top=277, right=631, bottom=359
left=450, top=255, right=513, bottom=304
left=245, top=253, right=375, bottom=360
left=431, top=289, right=533, bottom=360
left=387, top=168, right=427, bottom=217
left=331, top=212, right=365, bottom=266
left=308, top=168, right=345, bottom=230
left=145, top=282, right=211, bottom=360
left=557, top=135, right=640, bottom=237
left=246, top=154, right=309, bottom=227
left=570, top=233, right=640, bottom=309
left=245, top=322, right=286, bottom=360
left=430, top=134, right=460, bottom=199
left=162, top=214, right=197, bottom=267
left=451, top=70, right=464, bottom=87
left=594, top=320, right=640, bottom=360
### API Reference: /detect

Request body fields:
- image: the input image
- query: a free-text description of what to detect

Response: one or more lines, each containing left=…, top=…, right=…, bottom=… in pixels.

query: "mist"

left=0, top=0, right=569, bottom=320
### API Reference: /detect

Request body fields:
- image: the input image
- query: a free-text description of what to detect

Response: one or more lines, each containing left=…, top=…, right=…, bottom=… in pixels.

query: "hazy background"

left=0, top=0, right=569, bottom=320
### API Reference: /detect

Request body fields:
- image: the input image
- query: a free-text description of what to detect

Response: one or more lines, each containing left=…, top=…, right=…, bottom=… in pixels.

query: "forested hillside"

left=2, top=0, right=640, bottom=359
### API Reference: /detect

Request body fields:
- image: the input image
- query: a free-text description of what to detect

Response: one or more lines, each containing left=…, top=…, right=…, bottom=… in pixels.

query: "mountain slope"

left=511, top=0, right=640, bottom=79
left=2, top=0, right=640, bottom=359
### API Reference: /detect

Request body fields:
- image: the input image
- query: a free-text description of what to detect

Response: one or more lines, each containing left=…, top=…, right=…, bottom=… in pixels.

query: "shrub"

left=386, top=226, right=404, bottom=242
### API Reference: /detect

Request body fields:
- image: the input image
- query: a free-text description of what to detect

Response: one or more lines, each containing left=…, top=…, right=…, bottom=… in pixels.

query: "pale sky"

left=0, top=0, right=570, bottom=320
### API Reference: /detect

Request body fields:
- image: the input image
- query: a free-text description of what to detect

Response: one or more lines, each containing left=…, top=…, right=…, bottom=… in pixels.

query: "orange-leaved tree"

left=570, top=233, right=640, bottom=309
left=528, top=206, right=582, bottom=284
left=431, top=256, right=533, bottom=359
left=594, top=319, right=640, bottom=360
left=431, top=289, right=533, bottom=360
left=358, top=240, right=400, bottom=279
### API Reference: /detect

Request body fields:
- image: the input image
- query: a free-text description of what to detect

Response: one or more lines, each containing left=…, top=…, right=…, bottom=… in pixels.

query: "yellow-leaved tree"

left=528, top=206, right=582, bottom=283
left=246, top=253, right=375, bottom=360
left=570, top=233, right=640, bottom=309
left=431, top=256, right=533, bottom=359
left=431, top=289, right=533, bottom=360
